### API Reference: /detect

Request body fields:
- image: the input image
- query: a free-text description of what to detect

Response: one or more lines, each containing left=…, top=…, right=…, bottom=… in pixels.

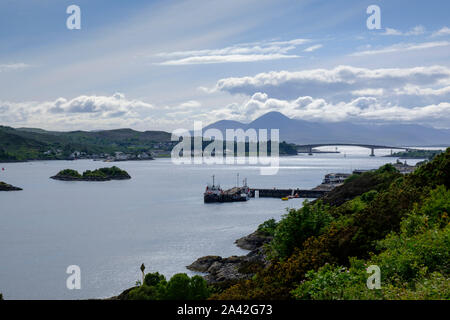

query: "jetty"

left=204, top=174, right=330, bottom=203
left=249, top=188, right=327, bottom=199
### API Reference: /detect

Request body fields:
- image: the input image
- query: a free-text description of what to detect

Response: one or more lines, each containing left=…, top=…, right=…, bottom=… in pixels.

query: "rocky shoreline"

left=110, top=230, right=272, bottom=299
left=186, top=231, right=272, bottom=285
left=0, top=181, right=22, bottom=191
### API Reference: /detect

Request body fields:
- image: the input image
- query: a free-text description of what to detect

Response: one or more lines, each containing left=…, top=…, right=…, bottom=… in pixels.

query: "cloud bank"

left=155, top=38, right=310, bottom=65
left=207, top=65, right=450, bottom=128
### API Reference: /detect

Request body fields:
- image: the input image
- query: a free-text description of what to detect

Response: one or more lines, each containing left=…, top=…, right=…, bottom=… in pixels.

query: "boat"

left=204, top=174, right=251, bottom=203
left=240, top=177, right=250, bottom=200
left=281, top=197, right=289, bottom=201
left=204, top=175, right=223, bottom=203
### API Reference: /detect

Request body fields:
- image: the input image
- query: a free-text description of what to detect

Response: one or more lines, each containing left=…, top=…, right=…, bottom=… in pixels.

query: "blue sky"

left=1, top=0, right=449, bottom=131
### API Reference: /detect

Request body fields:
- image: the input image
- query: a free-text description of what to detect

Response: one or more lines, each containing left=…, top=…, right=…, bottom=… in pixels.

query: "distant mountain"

left=204, top=111, right=450, bottom=146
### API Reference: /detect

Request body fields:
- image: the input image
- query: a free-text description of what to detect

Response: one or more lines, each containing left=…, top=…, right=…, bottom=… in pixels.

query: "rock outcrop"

left=187, top=231, right=271, bottom=284
left=0, top=181, right=22, bottom=191
left=234, top=230, right=272, bottom=250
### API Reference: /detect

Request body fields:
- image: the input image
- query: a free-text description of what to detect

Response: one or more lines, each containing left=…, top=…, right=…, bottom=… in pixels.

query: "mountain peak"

left=248, top=111, right=293, bottom=128
left=254, top=111, right=291, bottom=122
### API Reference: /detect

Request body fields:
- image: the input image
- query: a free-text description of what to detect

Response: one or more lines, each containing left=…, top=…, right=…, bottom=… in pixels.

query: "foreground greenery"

left=122, top=149, right=449, bottom=300
left=126, top=272, right=210, bottom=300
left=212, top=148, right=450, bottom=299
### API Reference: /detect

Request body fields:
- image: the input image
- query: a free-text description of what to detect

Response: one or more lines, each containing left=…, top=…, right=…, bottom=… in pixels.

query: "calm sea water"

left=0, top=147, right=425, bottom=299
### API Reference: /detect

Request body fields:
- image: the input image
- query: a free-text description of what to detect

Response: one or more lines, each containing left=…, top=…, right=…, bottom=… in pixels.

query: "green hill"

left=0, top=126, right=172, bottom=161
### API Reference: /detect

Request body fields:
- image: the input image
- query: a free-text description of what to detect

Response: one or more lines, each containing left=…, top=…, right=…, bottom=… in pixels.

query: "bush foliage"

left=127, top=272, right=210, bottom=300
left=214, top=148, right=450, bottom=300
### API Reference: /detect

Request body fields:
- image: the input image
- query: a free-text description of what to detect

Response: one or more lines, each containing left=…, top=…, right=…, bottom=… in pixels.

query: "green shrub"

left=58, top=169, right=82, bottom=177
left=127, top=284, right=161, bottom=300
left=373, top=225, right=450, bottom=284
left=269, top=200, right=333, bottom=259
left=188, top=275, right=210, bottom=300
left=165, top=273, right=191, bottom=300
left=360, top=190, right=378, bottom=203
left=144, top=272, right=166, bottom=287
left=381, top=272, right=450, bottom=300
left=257, top=218, right=277, bottom=236
left=127, top=272, right=210, bottom=300
left=291, top=259, right=377, bottom=300
left=418, top=185, right=450, bottom=228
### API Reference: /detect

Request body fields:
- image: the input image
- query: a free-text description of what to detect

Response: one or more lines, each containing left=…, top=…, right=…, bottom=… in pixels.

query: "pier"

left=249, top=188, right=328, bottom=199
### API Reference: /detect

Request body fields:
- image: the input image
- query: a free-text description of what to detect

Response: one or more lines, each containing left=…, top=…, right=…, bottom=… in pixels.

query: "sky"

left=0, top=0, right=449, bottom=131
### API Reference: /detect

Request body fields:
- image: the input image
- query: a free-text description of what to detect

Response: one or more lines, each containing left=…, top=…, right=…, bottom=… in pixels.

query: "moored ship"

left=204, top=175, right=224, bottom=203
left=204, top=175, right=250, bottom=203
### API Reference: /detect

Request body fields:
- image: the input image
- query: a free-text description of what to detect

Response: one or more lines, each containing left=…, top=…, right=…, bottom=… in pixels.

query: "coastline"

left=111, top=230, right=271, bottom=300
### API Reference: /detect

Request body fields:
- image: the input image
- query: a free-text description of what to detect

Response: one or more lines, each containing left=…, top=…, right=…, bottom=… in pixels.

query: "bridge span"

left=296, top=143, right=411, bottom=156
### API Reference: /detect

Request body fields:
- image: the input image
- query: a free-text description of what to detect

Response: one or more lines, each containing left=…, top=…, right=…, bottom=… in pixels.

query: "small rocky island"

left=0, top=181, right=22, bottom=191
left=50, top=166, right=131, bottom=181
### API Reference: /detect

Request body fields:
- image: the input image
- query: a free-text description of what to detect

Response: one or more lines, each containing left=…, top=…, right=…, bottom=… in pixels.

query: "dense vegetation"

left=211, top=148, right=450, bottom=299
left=52, top=166, right=130, bottom=180
left=389, top=149, right=443, bottom=160
left=125, top=272, right=210, bottom=300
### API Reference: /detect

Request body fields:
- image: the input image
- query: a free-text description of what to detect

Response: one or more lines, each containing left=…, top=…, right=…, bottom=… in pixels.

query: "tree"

left=189, top=275, right=210, bottom=300
left=165, top=273, right=191, bottom=300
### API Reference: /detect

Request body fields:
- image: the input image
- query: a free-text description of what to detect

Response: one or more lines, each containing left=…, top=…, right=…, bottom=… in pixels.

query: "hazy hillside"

left=0, top=126, right=172, bottom=161
left=204, top=112, right=450, bottom=146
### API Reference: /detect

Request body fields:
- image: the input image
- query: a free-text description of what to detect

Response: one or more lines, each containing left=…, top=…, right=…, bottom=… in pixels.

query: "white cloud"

left=382, top=25, right=425, bottom=36
left=207, top=65, right=450, bottom=127
left=382, top=28, right=403, bottom=36
left=303, top=44, right=323, bottom=52
left=0, top=93, right=160, bottom=130
left=351, top=89, right=384, bottom=96
left=178, top=100, right=202, bottom=108
left=212, top=93, right=450, bottom=127
left=155, top=38, right=308, bottom=65
left=0, top=63, right=30, bottom=72
left=212, top=65, right=450, bottom=102
left=157, top=54, right=300, bottom=65
left=394, top=85, right=450, bottom=96
left=432, top=26, right=450, bottom=37
left=350, top=41, right=449, bottom=56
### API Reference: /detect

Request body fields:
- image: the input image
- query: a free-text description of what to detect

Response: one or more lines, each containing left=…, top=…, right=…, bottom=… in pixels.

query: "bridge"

left=296, top=143, right=411, bottom=156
